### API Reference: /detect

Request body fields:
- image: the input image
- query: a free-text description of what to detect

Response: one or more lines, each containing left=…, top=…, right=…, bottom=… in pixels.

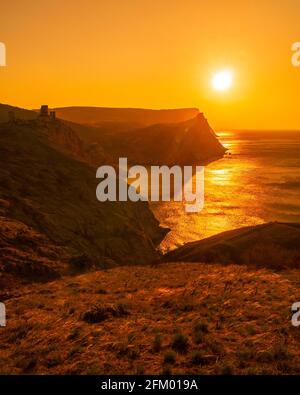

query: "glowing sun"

left=212, top=70, right=233, bottom=92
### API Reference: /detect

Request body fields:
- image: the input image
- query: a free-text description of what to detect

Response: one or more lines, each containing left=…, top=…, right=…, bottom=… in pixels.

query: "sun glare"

left=212, top=70, right=233, bottom=92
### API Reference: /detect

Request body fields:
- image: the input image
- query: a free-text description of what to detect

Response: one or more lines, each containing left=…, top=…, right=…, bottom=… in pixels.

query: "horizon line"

left=2, top=102, right=300, bottom=132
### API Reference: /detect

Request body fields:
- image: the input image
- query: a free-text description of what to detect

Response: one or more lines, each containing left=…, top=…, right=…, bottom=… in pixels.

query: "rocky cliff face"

left=1, top=104, right=225, bottom=166
left=0, top=103, right=226, bottom=289
left=174, top=114, right=226, bottom=164
left=0, top=119, right=168, bottom=288
left=90, top=113, right=226, bottom=165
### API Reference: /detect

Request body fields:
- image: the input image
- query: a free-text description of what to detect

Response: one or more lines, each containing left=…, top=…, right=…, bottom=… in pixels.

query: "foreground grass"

left=0, top=263, right=299, bottom=374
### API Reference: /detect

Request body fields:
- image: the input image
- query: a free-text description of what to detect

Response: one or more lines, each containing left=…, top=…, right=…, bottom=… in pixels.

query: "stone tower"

left=50, top=111, right=56, bottom=120
left=40, top=105, right=49, bottom=117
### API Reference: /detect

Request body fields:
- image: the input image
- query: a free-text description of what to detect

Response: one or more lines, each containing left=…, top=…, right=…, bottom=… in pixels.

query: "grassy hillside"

left=164, top=222, right=300, bottom=269
left=0, top=262, right=299, bottom=374
left=0, top=216, right=66, bottom=294
left=0, top=103, right=37, bottom=123
left=0, top=119, right=167, bottom=287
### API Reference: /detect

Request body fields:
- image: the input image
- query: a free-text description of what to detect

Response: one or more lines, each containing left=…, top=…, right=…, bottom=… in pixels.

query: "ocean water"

left=151, top=130, right=300, bottom=252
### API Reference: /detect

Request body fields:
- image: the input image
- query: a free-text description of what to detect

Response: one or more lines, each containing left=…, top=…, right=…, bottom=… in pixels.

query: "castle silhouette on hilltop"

left=8, top=105, right=56, bottom=123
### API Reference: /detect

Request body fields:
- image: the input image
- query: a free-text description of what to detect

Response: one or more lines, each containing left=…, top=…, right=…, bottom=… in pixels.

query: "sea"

left=151, top=130, right=300, bottom=252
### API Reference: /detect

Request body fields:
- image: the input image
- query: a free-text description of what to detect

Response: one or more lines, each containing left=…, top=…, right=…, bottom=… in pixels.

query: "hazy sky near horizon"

left=1, top=0, right=300, bottom=130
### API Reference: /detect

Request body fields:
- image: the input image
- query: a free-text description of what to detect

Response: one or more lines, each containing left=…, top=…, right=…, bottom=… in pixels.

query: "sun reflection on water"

left=151, top=130, right=300, bottom=253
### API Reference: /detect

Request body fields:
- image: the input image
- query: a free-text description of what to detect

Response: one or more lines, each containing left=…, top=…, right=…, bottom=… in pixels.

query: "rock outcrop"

left=0, top=119, right=168, bottom=284
left=73, top=112, right=226, bottom=166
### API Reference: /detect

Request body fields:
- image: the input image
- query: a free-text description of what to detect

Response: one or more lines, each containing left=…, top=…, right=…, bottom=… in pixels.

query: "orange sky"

left=1, top=0, right=300, bottom=130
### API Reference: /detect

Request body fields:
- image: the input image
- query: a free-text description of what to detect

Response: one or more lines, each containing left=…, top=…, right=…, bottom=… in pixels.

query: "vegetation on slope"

left=0, top=103, right=37, bottom=123
left=165, top=222, right=300, bottom=269
left=0, top=263, right=299, bottom=374
left=0, top=119, right=167, bottom=287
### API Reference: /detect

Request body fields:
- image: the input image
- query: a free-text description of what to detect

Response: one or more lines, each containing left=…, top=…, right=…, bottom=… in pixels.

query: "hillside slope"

left=0, top=119, right=167, bottom=286
left=75, top=113, right=226, bottom=166
left=1, top=104, right=225, bottom=166
left=0, top=262, right=299, bottom=374
left=164, top=222, right=300, bottom=269
left=0, top=103, right=37, bottom=123
left=0, top=215, right=66, bottom=295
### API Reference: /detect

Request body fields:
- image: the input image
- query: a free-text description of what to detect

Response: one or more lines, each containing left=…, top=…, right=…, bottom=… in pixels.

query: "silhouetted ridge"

left=0, top=118, right=168, bottom=285
left=0, top=103, right=37, bottom=122
left=164, top=222, right=300, bottom=269
left=52, top=106, right=200, bottom=126
left=87, top=113, right=226, bottom=165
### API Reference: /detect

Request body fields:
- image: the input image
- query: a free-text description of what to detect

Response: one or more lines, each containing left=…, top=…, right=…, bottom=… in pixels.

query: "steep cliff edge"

left=0, top=119, right=168, bottom=288
left=107, top=113, right=226, bottom=165
left=73, top=112, right=226, bottom=166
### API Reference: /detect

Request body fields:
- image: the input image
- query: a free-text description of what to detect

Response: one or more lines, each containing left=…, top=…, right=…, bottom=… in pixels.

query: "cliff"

left=73, top=112, right=226, bottom=166
left=0, top=118, right=168, bottom=288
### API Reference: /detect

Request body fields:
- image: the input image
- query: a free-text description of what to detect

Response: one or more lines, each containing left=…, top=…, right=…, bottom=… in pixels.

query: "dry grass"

left=0, top=262, right=299, bottom=375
